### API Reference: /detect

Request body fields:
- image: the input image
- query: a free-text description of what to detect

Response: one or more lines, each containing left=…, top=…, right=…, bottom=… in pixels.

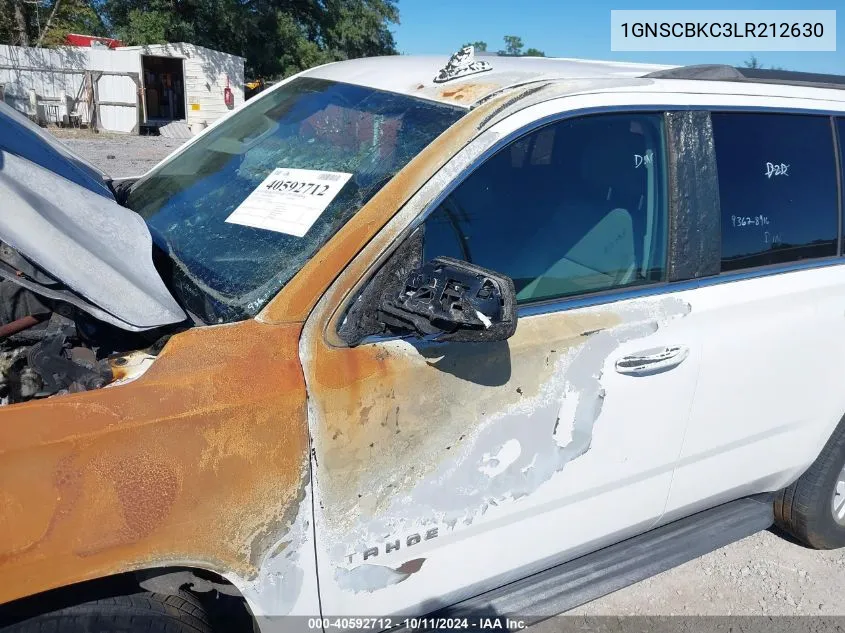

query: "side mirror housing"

left=378, top=257, right=517, bottom=342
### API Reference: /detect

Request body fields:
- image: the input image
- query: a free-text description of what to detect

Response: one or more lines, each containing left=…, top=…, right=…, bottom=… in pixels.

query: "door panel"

left=303, top=292, right=699, bottom=615
left=665, top=112, right=845, bottom=517
left=665, top=265, right=845, bottom=517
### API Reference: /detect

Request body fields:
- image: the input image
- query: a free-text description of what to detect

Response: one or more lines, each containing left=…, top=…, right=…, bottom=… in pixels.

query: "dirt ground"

left=51, top=128, right=184, bottom=178
left=571, top=529, right=845, bottom=616
left=52, top=130, right=845, bottom=621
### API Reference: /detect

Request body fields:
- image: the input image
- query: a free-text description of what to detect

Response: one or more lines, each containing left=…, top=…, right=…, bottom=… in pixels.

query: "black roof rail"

left=644, top=64, right=845, bottom=91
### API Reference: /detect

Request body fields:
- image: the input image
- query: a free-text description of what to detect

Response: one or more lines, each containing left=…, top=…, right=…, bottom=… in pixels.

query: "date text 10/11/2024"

left=306, top=617, right=529, bottom=631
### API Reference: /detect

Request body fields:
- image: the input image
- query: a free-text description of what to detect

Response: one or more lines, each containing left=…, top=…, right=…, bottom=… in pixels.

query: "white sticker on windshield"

left=225, top=168, right=353, bottom=237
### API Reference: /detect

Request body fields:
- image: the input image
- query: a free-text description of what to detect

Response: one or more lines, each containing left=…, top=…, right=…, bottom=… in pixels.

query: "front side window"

left=125, top=78, right=464, bottom=324
left=423, top=113, right=668, bottom=303
left=711, top=113, right=839, bottom=272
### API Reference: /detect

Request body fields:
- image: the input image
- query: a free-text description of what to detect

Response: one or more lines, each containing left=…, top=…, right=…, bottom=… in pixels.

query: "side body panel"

left=665, top=264, right=845, bottom=517
left=0, top=320, right=316, bottom=615
left=304, top=295, right=698, bottom=616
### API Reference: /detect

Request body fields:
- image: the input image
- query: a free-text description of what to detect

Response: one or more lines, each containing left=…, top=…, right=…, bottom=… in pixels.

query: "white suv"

left=1, top=47, right=845, bottom=632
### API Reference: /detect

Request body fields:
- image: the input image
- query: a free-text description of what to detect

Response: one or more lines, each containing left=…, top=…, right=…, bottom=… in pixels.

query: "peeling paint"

left=235, top=465, right=312, bottom=615
left=335, top=558, right=425, bottom=593
left=438, top=83, right=500, bottom=104
left=478, top=439, right=521, bottom=478
left=305, top=294, right=691, bottom=573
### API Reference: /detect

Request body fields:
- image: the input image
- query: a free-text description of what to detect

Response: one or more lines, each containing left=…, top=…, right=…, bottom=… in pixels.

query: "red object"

left=65, top=33, right=124, bottom=49
left=223, top=76, right=235, bottom=109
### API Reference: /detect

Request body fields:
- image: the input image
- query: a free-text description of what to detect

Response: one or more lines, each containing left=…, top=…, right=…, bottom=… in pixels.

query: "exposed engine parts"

left=0, top=292, right=111, bottom=404
left=0, top=276, right=173, bottom=406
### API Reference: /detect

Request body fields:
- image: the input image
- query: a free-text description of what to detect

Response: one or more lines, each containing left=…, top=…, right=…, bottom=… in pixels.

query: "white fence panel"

left=89, top=48, right=139, bottom=133
left=0, top=44, right=140, bottom=133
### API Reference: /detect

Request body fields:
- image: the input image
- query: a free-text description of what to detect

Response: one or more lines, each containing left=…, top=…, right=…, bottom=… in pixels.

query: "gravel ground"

left=571, top=529, right=845, bottom=616
left=54, top=131, right=845, bottom=621
left=51, top=128, right=185, bottom=178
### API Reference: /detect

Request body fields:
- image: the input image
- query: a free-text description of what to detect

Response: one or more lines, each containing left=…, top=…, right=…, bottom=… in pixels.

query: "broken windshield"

left=125, top=77, right=464, bottom=324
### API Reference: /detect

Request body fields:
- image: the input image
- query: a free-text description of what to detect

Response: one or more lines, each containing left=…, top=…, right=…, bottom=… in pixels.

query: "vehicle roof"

left=303, top=55, right=674, bottom=106
left=302, top=54, right=845, bottom=109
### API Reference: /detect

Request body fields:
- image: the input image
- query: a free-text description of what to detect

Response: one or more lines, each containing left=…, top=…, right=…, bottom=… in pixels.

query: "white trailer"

left=0, top=42, right=244, bottom=136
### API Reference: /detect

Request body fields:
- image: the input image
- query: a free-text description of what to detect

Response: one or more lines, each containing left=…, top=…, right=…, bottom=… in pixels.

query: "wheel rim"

left=833, top=463, right=845, bottom=526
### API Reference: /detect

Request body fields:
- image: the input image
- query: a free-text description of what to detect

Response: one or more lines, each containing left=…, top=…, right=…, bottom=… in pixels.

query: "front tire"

left=775, top=415, right=845, bottom=549
left=3, top=590, right=213, bottom=633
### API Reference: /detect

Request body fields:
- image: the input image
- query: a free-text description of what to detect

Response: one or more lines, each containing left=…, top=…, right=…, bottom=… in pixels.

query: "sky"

left=394, top=0, right=843, bottom=75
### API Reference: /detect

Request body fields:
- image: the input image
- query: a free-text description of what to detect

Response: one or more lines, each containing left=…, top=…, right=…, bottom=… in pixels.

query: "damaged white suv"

left=2, top=48, right=845, bottom=632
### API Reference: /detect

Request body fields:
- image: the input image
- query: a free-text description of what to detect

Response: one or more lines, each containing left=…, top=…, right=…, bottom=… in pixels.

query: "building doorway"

left=141, top=55, right=185, bottom=122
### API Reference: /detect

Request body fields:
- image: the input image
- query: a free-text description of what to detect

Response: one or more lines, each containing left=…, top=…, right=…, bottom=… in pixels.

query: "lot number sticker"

left=225, top=168, right=353, bottom=237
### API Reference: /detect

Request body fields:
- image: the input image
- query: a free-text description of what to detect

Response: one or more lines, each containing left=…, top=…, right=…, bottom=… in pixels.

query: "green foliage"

left=39, top=0, right=109, bottom=47
left=1, top=0, right=38, bottom=46
left=462, top=36, right=544, bottom=57
left=462, top=40, right=487, bottom=52
left=0, top=0, right=399, bottom=80
left=498, top=35, right=523, bottom=56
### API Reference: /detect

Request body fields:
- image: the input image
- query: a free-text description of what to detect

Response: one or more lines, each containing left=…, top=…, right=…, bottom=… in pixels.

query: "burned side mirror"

left=378, top=257, right=517, bottom=342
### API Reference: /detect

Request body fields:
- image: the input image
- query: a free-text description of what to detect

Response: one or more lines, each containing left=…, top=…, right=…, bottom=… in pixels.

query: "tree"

left=462, top=40, right=487, bottom=52
left=99, top=0, right=400, bottom=78
left=0, top=0, right=399, bottom=80
left=1, top=0, right=37, bottom=46
left=36, top=0, right=109, bottom=47
left=498, top=35, right=523, bottom=56
left=742, top=55, right=787, bottom=71
left=743, top=55, right=762, bottom=69
left=488, top=35, right=544, bottom=57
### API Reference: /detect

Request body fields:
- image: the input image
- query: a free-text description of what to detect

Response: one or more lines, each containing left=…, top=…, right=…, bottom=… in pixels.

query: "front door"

left=302, top=110, right=701, bottom=616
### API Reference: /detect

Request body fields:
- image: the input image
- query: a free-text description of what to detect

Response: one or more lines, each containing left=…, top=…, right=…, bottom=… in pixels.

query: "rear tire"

left=775, top=415, right=845, bottom=549
left=3, top=590, right=213, bottom=633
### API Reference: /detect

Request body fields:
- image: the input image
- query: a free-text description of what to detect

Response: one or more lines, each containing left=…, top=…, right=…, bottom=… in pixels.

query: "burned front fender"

left=0, top=319, right=311, bottom=609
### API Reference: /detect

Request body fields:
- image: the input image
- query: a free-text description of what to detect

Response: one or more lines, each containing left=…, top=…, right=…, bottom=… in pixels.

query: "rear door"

left=665, top=110, right=845, bottom=517
left=301, top=106, right=705, bottom=617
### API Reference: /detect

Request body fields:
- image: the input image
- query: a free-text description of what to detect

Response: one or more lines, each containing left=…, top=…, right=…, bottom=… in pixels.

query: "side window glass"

left=711, top=113, right=839, bottom=272
left=423, top=114, right=668, bottom=303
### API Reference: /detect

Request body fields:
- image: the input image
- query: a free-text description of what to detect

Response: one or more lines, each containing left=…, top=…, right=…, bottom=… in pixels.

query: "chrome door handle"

left=615, top=345, right=690, bottom=376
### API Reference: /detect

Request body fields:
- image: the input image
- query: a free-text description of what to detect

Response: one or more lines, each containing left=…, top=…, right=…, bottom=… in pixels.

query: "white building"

left=0, top=42, right=245, bottom=136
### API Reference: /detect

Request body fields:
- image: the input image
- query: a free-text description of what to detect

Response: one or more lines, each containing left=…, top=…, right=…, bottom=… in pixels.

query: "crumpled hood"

left=0, top=104, right=187, bottom=331
left=0, top=100, right=114, bottom=198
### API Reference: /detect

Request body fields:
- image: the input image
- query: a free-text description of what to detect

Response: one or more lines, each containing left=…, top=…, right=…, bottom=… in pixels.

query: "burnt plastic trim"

left=833, top=117, right=844, bottom=256
left=410, top=495, right=774, bottom=631
left=665, top=111, right=721, bottom=282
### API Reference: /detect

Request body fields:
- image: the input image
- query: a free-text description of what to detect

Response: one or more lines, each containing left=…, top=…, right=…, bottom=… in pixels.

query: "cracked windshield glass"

left=125, top=77, right=464, bottom=324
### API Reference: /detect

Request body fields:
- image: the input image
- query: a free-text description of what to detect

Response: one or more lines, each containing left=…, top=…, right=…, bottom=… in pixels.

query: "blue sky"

left=394, top=0, right=843, bottom=74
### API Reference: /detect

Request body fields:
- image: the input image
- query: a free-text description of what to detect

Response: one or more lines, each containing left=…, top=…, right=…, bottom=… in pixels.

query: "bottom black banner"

left=248, top=615, right=845, bottom=633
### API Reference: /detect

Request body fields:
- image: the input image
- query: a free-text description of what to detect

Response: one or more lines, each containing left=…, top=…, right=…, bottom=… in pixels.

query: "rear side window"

left=711, top=113, right=839, bottom=272
left=423, top=113, right=668, bottom=303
